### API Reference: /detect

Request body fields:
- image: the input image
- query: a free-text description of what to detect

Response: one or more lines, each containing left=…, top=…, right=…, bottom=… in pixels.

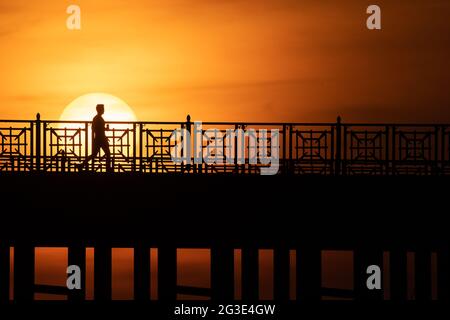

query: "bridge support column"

left=211, top=246, right=234, bottom=301
left=390, top=249, right=407, bottom=301
left=437, top=246, right=449, bottom=301
left=415, top=249, right=431, bottom=300
left=242, top=248, right=258, bottom=300
left=158, top=247, right=177, bottom=301
left=274, top=247, right=290, bottom=301
left=354, top=248, right=384, bottom=300
left=68, top=245, right=86, bottom=301
left=94, top=246, right=111, bottom=301
left=14, top=244, right=34, bottom=302
left=0, top=244, right=10, bottom=302
left=134, top=245, right=150, bottom=301
left=297, top=248, right=321, bottom=301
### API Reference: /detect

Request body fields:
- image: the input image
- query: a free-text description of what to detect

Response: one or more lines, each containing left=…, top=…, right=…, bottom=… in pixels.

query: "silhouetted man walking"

left=77, top=104, right=112, bottom=172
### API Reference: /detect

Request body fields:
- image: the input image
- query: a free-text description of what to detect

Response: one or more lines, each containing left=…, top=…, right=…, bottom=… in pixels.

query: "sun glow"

left=59, top=93, right=137, bottom=122
left=56, top=93, right=137, bottom=157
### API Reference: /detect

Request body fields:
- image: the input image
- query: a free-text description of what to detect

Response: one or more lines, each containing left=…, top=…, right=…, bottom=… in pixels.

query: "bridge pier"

left=158, top=247, right=177, bottom=301
left=211, top=246, right=234, bottom=301
left=437, top=246, right=449, bottom=301
left=274, top=247, right=290, bottom=301
left=14, top=244, right=34, bottom=302
left=415, top=249, right=431, bottom=300
left=297, top=248, right=321, bottom=301
left=0, top=244, right=10, bottom=302
left=390, top=249, right=407, bottom=301
left=354, top=248, right=383, bottom=300
left=134, top=245, right=150, bottom=301
left=242, top=248, right=259, bottom=300
left=68, top=245, right=86, bottom=301
left=94, top=245, right=111, bottom=301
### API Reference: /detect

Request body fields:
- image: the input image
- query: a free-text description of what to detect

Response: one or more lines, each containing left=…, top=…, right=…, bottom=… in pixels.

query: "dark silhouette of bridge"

left=0, top=115, right=449, bottom=309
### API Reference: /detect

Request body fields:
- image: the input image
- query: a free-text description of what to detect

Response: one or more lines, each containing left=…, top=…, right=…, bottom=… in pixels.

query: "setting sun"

left=59, top=93, right=137, bottom=122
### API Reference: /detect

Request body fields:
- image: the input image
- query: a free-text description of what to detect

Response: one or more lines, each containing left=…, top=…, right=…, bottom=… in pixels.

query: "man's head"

left=96, top=104, right=105, bottom=115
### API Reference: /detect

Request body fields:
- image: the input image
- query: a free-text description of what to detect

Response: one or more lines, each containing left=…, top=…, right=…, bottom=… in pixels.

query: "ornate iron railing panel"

left=0, top=120, right=35, bottom=171
left=43, top=121, right=88, bottom=172
left=290, top=124, right=335, bottom=175
left=343, top=125, right=388, bottom=175
left=1, top=114, right=450, bottom=175
left=140, top=123, right=182, bottom=173
left=392, top=126, right=438, bottom=175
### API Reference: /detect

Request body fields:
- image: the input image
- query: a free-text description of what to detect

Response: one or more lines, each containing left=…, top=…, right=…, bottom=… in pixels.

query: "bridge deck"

left=0, top=173, right=447, bottom=246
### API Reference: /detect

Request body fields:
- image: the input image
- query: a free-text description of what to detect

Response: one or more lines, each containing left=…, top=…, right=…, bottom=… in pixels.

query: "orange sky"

left=1, top=0, right=449, bottom=122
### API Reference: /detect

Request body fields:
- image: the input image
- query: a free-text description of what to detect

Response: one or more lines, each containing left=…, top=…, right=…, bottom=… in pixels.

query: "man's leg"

left=78, top=143, right=100, bottom=170
left=101, top=141, right=112, bottom=172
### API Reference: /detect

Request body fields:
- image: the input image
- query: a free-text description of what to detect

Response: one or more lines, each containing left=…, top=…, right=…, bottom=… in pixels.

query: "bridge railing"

left=1, top=114, right=450, bottom=175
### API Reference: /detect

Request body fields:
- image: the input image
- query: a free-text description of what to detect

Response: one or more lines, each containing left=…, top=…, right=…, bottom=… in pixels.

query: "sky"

left=1, top=0, right=449, bottom=122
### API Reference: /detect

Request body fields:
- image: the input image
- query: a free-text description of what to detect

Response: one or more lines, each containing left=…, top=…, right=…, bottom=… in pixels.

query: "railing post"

left=385, top=126, right=390, bottom=175
left=335, top=116, right=342, bottom=176
left=185, top=115, right=192, bottom=173
left=61, top=150, right=67, bottom=173
left=282, top=125, right=287, bottom=174
left=133, top=123, right=137, bottom=172
left=234, top=124, right=239, bottom=174
left=434, top=126, right=440, bottom=175
left=391, top=126, right=396, bottom=175
left=43, top=123, right=47, bottom=171
left=441, top=126, right=446, bottom=175
left=30, top=120, right=34, bottom=171
left=10, top=156, right=15, bottom=172
left=288, top=125, right=293, bottom=174
left=36, top=113, right=41, bottom=172
left=139, top=123, right=144, bottom=172
left=85, top=122, right=89, bottom=169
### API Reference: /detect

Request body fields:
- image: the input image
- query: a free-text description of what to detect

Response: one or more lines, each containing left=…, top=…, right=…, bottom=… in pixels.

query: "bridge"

left=0, top=115, right=449, bottom=311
